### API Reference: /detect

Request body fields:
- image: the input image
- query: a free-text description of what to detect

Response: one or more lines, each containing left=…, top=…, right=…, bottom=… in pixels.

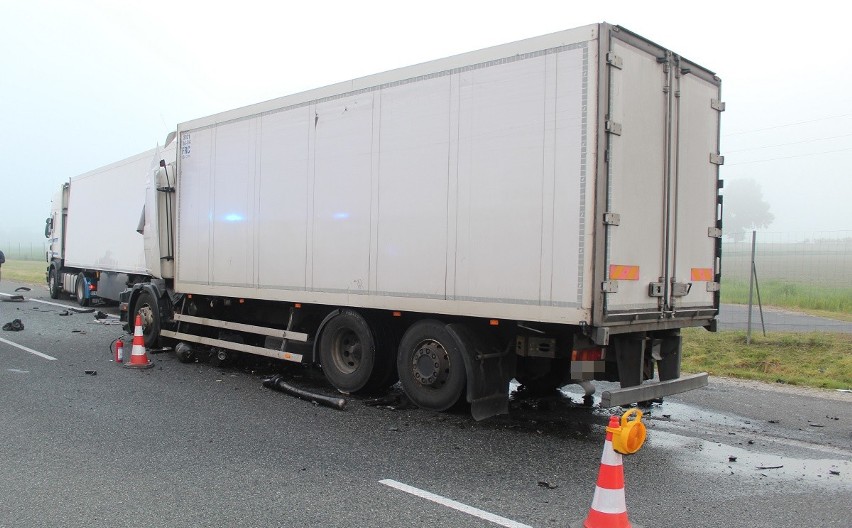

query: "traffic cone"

left=573, top=415, right=641, bottom=528
left=124, top=315, right=154, bottom=369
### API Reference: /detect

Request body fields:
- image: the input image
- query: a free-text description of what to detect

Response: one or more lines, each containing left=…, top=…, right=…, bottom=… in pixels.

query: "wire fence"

left=719, top=230, right=852, bottom=333
left=2, top=241, right=47, bottom=261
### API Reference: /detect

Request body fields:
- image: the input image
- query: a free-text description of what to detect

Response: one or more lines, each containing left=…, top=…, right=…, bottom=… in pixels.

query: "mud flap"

left=613, top=334, right=645, bottom=388
left=446, top=323, right=513, bottom=421
left=656, top=333, right=682, bottom=382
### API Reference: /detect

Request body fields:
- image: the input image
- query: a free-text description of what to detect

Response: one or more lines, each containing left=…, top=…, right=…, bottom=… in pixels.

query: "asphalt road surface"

left=718, top=304, right=852, bottom=333
left=1, top=280, right=850, bottom=528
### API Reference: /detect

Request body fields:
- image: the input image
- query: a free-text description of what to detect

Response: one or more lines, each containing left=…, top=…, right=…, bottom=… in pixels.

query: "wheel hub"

left=331, top=329, right=361, bottom=374
left=411, top=340, right=450, bottom=388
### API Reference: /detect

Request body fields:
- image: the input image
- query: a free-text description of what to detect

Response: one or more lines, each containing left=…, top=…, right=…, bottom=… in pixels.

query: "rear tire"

left=319, top=310, right=387, bottom=394
left=75, top=273, right=90, bottom=307
left=397, top=320, right=466, bottom=412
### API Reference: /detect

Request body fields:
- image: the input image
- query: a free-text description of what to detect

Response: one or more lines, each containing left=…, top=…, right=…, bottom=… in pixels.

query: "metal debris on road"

left=2, top=319, right=24, bottom=331
left=537, top=481, right=558, bottom=489
left=262, top=375, right=347, bottom=410
left=84, top=370, right=97, bottom=375
left=728, top=456, right=737, bottom=462
left=14, top=287, right=30, bottom=292
left=756, top=465, right=784, bottom=470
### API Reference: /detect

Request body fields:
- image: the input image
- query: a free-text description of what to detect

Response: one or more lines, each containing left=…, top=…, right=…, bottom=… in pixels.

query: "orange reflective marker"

left=609, top=265, right=640, bottom=281
left=691, top=268, right=714, bottom=281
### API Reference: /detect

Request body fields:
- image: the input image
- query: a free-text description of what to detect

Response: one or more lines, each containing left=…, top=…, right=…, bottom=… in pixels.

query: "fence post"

left=746, top=230, right=756, bottom=345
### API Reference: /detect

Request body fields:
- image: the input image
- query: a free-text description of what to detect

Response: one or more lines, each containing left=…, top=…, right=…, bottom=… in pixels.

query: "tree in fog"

left=723, top=178, right=774, bottom=241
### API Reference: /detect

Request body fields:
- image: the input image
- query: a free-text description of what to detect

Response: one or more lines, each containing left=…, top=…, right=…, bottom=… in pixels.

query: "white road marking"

left=380, top=479, right=533, bottom=528
left=0, top=337, right=57, bottom=361
left=0, top=292, right=117, bottom=314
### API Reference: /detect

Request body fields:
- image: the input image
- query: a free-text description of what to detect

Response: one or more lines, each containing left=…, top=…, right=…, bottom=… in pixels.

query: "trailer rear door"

left=598, top=26, right=721, bottom=324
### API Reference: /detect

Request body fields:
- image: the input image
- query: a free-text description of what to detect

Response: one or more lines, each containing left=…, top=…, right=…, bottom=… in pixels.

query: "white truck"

left=116, top=22, right=720, bottom=419
left=45, top=147, right=174, bottom=306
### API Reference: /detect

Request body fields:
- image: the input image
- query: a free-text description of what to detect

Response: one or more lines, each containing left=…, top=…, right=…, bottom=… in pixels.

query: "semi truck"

left=45, top=147, right=173, bottom=306
left=81, top=23, right=720, bottom=419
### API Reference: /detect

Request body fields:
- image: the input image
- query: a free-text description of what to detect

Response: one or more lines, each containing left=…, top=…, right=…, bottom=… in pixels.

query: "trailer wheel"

left=397, top=320, right=466, bottom=412
left=75, top=273, right=90, bottom=307
left=132, top=290, right=160, bottom=349
left=319, top=310, right=385, bottom=394
left=48, top=268, right=60, bottom=299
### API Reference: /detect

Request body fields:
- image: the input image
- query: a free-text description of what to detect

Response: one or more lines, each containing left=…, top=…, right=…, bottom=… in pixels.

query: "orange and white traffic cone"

left=124, top=315, right=153, bottom=369
left=573, top=415, right=641, bottom=528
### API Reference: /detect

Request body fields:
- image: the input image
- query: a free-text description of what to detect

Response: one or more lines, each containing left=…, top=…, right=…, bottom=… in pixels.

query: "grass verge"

left=682, top=328, right=852, bottom=390
left=721, top=278, right=852, bottom=319
left=1, top=259, right=46, bottom=285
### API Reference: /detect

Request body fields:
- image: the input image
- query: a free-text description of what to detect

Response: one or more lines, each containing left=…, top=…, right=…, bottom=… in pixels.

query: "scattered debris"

left=768, top=419, right=780, bottom=424
left=1, top=294, right=24, bottom=302
left=72, top=329, right=86, bottom=335
left=826, top=415, right=839, bottom=421
left=14, top=287, right=31, bottom=292
left=829, top=470, right=840, bottom=476
left=388, top=426, right=400, bottom=432
left=364, top=392, right=414, bottom=410
left=537, top=481, right=558, bottom=490
left=70, top=307, right=95, bottom=314
left=262, top=375, right=347, bottom=410
left=94, top=310, right=108, bottom=319
left=728, top=456, right=737, bottom=462
left=747, top=440, right=755, bottom=445
left=2, top=319, right=24, bottom=331
left=808, top=423, right=825, bottom=428
left=7, top=369, right=29, bottom=374
left=84, top=370, right=97, bottom=376
left=836, top=389, right=851, bottom=393
left=756, top=465, right=783, bottom=470
left=58, top=310, right=70, bottom=316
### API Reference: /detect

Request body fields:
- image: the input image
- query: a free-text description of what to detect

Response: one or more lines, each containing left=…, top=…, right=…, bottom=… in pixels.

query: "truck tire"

left=48, top=268, right=60, bottom=299
left=319, top=310, right=385, bottom=394
left=397, top=320, right=466, bottom=412
left=132, top=290, right=161, bottom=349
left=75, top=273, right=90, bottom=307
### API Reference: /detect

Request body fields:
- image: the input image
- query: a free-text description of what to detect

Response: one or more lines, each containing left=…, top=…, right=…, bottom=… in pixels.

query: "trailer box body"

left=174, top=23, right=721, bottom=334
left=46, top=148, right=167, bottom=304
left=64, top=149, right=155, bottom=275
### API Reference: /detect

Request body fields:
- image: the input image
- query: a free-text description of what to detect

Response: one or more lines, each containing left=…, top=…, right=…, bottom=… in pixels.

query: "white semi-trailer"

left=46, top=146, right=176, bottom=306
left=121, top=23, right=720, bottom=419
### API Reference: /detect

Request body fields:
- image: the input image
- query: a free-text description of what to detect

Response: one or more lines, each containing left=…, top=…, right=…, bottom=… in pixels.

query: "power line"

left=723, top=112, right=852, bottom=137
left=725, top=132, right=852, bottom=153
left=726, top=146, right=852, bottom=166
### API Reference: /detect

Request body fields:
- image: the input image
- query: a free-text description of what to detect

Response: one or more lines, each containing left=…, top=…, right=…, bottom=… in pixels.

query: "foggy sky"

left=2, top=0, right=851, bottom=249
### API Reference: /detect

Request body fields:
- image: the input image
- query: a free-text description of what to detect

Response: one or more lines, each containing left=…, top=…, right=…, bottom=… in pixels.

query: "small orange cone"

left=574, top=415, right=641, bottom=528
left=124, top=315, right=154, bottom=369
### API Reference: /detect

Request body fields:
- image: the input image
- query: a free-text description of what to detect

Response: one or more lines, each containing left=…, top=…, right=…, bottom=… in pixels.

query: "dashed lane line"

left=380, top=479, right=533, bottom=528
left=0, top=336, right=57, bottom=361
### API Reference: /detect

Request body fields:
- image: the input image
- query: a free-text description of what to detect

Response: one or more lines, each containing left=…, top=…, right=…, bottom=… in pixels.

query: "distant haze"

left=2, top=0, right=851, bottom=250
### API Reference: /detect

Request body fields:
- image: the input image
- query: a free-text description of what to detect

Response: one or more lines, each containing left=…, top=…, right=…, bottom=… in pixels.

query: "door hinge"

left=708, top=227, right=722, bottom=238
left=706, top=282, right=720, bottom=292
left=605, top=120, right=622, bottom=136
left=603, top=212, right=621, bottom=226
left=710, top=153, right=725, bottom=165
left=601, top=281, right=619, bottom=294
left=648, top=282, right=664, bottom=297
left=606, top=52, right=623, bottom=69
left=711, top=99, right=726, bottom=112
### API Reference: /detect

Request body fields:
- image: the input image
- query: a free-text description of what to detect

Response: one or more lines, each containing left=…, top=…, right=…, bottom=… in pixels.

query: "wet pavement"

left=1, top=279, right=850, bottom=528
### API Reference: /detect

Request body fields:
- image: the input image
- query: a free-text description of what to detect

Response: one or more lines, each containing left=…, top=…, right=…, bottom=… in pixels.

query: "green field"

left=1, top=259, right=46, bottom=285
left=682, top=328, right=852, bottom=390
